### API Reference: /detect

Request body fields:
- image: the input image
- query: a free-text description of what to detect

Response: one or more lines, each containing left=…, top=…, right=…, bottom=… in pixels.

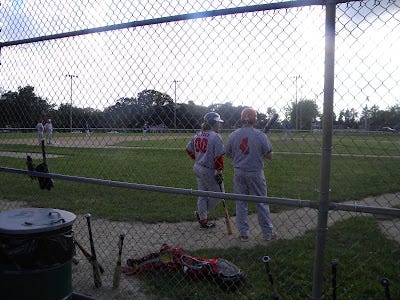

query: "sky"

left=0, top=0, right=399, bottom=118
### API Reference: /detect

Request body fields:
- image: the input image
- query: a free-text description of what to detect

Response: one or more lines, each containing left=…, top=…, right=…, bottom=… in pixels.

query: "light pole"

left=66, top=74, right=78, bottom=133
left=172, top=79, right=181, bottom=129
left=293, top=75, right=300, bottom=130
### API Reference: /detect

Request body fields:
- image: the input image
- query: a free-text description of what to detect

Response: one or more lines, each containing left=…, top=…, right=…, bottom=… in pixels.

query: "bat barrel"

left=113, top=230, right=126, bottom=289
left=264, top=113, right=279, bottom=133
left=85, top=212, right=102, bottom=288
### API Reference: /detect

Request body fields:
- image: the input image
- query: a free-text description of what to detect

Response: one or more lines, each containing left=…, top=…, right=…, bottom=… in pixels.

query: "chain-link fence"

left=1, top=0, right=399, bottom=299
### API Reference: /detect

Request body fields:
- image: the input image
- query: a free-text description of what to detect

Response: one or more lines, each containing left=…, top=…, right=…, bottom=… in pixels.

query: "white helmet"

left=204, top=112, right=224, bottom=126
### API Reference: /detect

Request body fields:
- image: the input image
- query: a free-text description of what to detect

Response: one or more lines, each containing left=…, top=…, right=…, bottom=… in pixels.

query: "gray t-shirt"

left=225, top=127, right=272, bottom=173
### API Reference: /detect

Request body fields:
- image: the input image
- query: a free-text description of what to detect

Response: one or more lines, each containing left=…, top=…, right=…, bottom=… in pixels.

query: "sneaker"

left=199, top=220, right=215, bottom=229
left=239, top=235, right=249, bottom=242
left=265, top=232, right=278, bottom=241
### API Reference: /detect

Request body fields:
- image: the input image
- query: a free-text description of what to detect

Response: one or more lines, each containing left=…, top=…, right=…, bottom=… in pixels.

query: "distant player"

left=186, top=112, right=225, bottom=229
left=36, top=118, right=44, bottom=144
left=143, top=122, right=148, bottom=135
left=85, top=123, right=91, bottom=137
left=225, top=108, right=277, bottom=242
left=284, top=121, right=293, bottom=140
left=44, top=119, right=53, bottom=144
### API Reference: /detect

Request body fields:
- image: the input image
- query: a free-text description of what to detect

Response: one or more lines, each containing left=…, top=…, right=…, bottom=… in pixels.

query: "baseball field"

left=0, top=130, right=399, bottom=299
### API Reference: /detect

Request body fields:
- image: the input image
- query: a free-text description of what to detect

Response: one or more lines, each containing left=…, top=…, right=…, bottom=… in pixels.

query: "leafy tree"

left=137, top=90, right=174, bottom=127
left=0, top=86, right=53, bottom=128
left=367, top=104, right=400, bottom=130
left=1, top=85, right=398, bottom=131
left=286, top=99, right=319, bottom=130
left=344, top=108, right=358, bottom=129
left=361, top=104, right=378, bottom=130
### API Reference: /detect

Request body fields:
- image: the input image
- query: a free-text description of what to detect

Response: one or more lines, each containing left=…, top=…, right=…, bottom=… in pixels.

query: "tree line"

left=0, top=85, right=399, bottom=131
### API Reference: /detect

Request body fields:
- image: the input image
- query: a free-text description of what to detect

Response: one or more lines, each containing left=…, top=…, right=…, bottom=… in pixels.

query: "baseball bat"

left=113, top=229, right=127, bottom=288
left=380, top=278, right=391, bottom=300
left=264, top=113, right=279, bottom=133
left=41, top=139, right=47, bottom=164
left=218, top=183, right=233, bottom=235
left=331, top=259, right=338, bottom=300
left=85, top=213, right=102, bottom=288
left=262, top=256, right=279, bottom=300
left=35, top=140, right=54, bottom=190
left=74, top=238, right=105, bottom=273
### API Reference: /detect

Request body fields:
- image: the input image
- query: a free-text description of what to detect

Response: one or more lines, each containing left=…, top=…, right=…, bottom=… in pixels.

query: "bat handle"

left=262, top=256, right=279, bottom=300
left=41, top=140, right=46, bottom=163
left=331, top=259, right=338, bottom=300
left=380, top=278, right=391, bottom=300
left=263, top=256, right=273, bottom=281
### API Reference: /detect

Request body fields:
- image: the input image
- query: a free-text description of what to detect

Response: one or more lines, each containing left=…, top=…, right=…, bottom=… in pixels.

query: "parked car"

left=381, top=126, right=396, bottom=132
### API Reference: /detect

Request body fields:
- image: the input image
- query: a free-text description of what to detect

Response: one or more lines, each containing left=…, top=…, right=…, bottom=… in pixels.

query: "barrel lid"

left=0, top=208, right=76, bottom=234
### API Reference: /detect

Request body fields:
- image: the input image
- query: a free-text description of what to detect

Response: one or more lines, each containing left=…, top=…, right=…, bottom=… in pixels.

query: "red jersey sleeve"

left=186, top=149, right=195, bottom=160
left=214, top=155, right=224, bottom=171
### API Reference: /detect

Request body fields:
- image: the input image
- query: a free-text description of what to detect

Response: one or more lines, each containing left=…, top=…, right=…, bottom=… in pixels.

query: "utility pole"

left=364, top=96, right=369, bottom=131
left=66, top=74, right=78, bottom=133
left=172, top=79, right=181, bottom=129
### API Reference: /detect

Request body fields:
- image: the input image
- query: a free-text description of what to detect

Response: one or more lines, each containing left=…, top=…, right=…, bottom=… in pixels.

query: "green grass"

left=125, top=217, right=399, bottom=299
left=0, top=131, right=399, bottom=222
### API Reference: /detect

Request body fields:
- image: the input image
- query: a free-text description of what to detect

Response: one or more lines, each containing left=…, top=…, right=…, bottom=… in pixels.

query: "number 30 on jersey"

left=194, top=137, right=208, bottom=153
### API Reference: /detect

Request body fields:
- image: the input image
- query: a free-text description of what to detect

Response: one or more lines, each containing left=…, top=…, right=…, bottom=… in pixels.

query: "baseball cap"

left=204, top=112, right=224, bottom=126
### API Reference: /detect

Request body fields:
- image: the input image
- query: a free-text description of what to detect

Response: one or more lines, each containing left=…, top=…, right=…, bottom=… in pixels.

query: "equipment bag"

left=124, top=244, right=245, bottom=290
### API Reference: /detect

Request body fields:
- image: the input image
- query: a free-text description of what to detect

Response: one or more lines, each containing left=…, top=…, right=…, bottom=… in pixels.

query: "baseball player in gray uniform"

left=44, top=119, right=53, bottom=145
left=36, top=118, right=44, bottom=144
left=186, top=112, right=225, bottom=229
left=225, top=108, right=277, bottom=241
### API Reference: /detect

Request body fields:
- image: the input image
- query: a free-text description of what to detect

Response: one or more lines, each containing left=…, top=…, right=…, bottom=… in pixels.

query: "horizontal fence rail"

left=2, top=166, right=400, bottom=217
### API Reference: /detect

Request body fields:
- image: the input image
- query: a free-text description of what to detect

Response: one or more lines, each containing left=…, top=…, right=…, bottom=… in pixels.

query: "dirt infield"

left=0, top=134, right=186, bottom=149
left=0, top=134, right=185, bottom=159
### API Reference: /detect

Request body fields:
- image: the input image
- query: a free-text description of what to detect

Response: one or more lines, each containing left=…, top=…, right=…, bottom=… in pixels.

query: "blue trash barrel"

left=0, top=208, right=76, bottom=300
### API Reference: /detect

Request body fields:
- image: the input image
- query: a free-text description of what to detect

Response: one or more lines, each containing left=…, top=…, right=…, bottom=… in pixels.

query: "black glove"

left=35, top=163, right=54, bottom=190
left=215, top=173, right=224, bottom=185
left=26, top=156, right=36, bottom=180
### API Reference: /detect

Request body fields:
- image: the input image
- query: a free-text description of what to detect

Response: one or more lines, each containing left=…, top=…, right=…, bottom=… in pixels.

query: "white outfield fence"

left=1, top=0, right=400, bottom=299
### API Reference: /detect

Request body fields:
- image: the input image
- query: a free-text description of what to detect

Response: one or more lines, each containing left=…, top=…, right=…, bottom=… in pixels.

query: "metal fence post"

left=311, top=0, right=336, bottom=299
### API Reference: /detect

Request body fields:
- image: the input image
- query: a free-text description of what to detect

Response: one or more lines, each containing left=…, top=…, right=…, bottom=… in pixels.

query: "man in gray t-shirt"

left=225, top=108, right=277, bottom=242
